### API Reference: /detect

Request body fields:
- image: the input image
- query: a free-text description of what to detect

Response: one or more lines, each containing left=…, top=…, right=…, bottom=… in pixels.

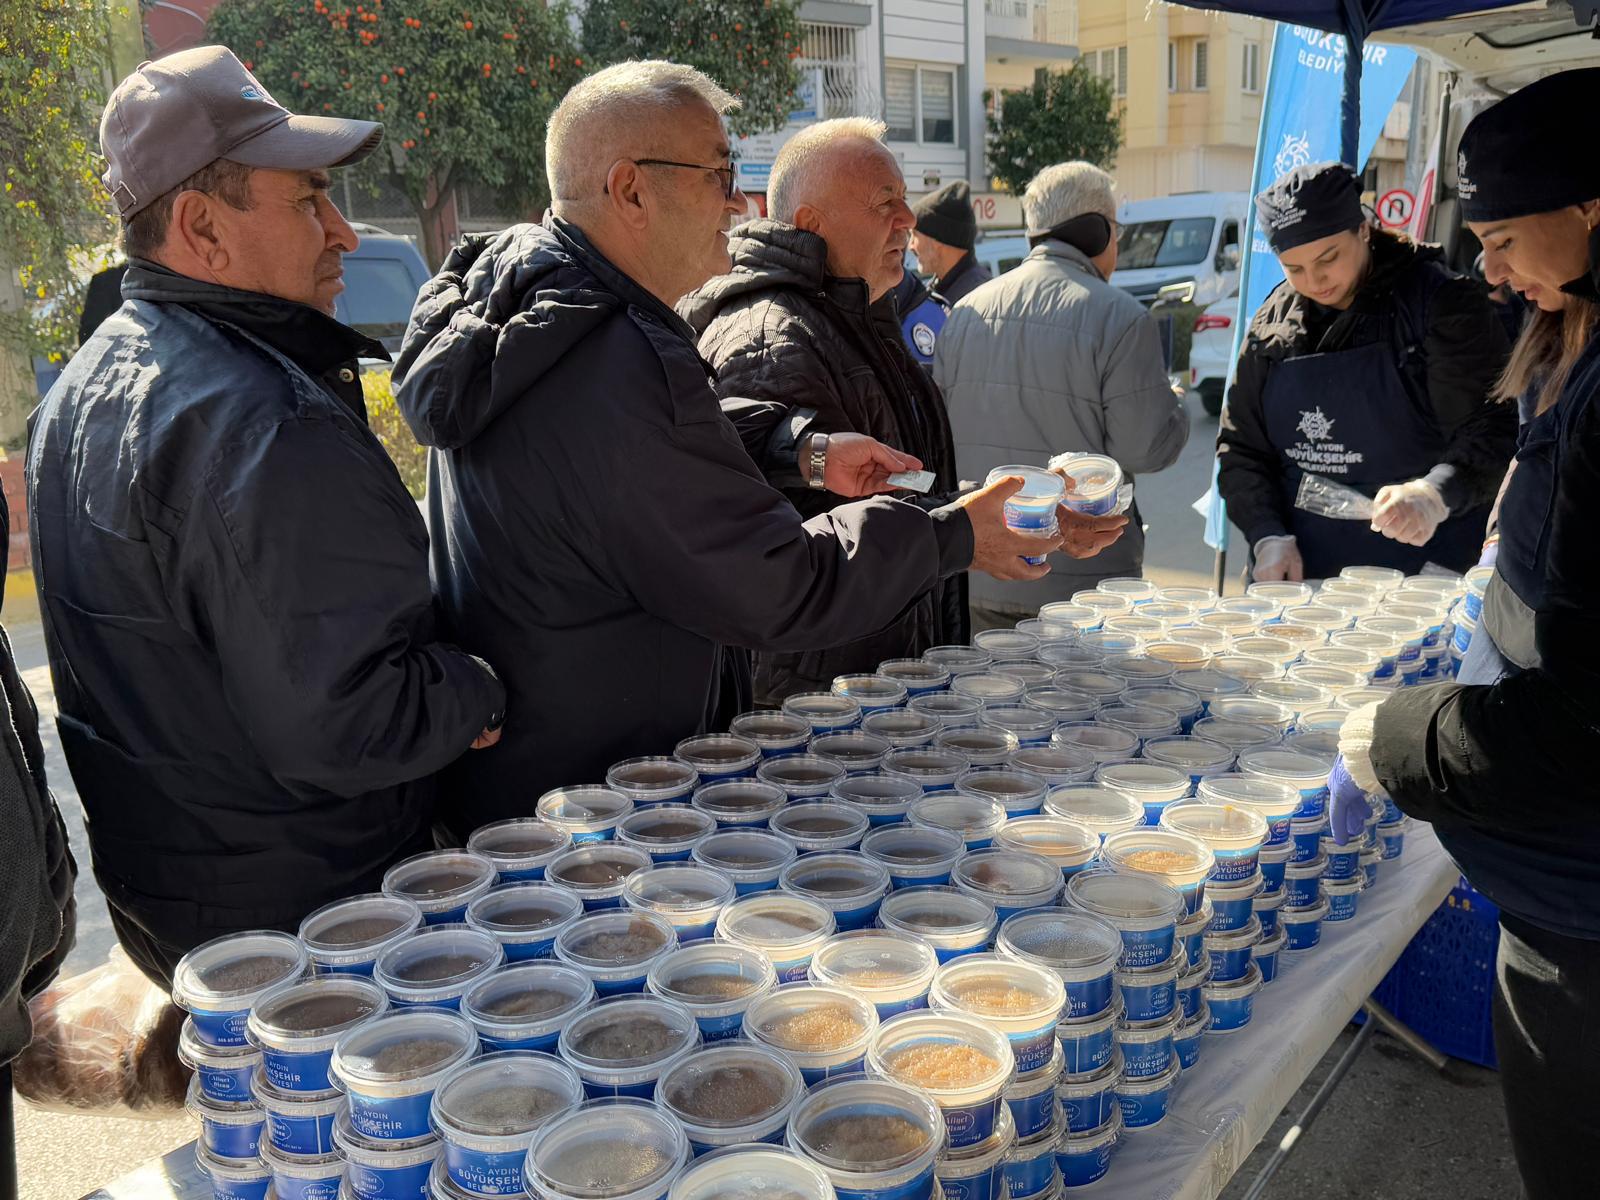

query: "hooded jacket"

left=680, top=221, right=966, bottom=702
left=393, top=217, right=973, bottom=840
left=27, top=263, right=502, bottom=970
left=1217, top=229, right=1515, bottom=547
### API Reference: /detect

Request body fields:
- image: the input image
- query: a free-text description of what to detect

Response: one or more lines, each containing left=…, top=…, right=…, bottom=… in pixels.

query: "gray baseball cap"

left=100, top=45, right=383, bottom=219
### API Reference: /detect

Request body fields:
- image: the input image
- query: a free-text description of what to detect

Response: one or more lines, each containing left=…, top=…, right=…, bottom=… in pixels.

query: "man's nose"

left=890, top=198, right=916, bottom=230
left=321, top=196, right=359, bottom=253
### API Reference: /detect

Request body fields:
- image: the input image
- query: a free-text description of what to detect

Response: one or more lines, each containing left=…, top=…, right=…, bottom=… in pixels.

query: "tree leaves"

left=985, top=66, right=1124, bottom=197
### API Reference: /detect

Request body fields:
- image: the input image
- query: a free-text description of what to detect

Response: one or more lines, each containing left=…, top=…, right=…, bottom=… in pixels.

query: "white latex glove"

left=1370, top=479, right=1449, bottom=546
left=1337, top=701, right=1383, bottom=793
left=1252, top=535, right=1304, bottom=582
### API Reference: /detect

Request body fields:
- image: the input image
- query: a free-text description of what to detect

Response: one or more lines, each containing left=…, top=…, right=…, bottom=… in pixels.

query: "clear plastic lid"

left=618, top=806, right=717, bottom=849
left=1042, top=784, right=1144, bottom=834
left=952, top=848, right=1062, bottom=901
left=692, top=830, right=797, bottom=878
left=1094, top=762, right=1190, bottom=800
left=668, top=1145, right=834, bottom=1200
left=555, top=910, right=678, bottom=971
left=1021, top=687, right=1101, bottom=722
left=1160, top=803, right=1267, bottom=851
left=955, top=767, right=1048, bottom=808
left=248, top=975, right=385, bottom=1042
left=832, top=774, right=923, bottom=812
left=878, top=886, right=997, bottom=942
left=1237, top=749, right=1333, bottom=785
left=746, top=983, right=879, bottom=1056
left=730, top=710, right=812, bottom=748
left=986, top=464, right=1066, bottom=505
left=771, top=802, right=870, bottom=848
left=787, top=1076, right=943, bottom=1172
left=757, top=754, right=849, bottom=796
left=1052, top=724, right=1139, bottom=761
left=330, top=1008, right=477, bottom=1086
left=884, top=747, right=972, bottom=782
left=607, top=757, right=700, bottom=802
left=1008, top=743, right=1097, bottom=780
left=1101, top=657, right=1175, bottom=689
left=950, top=673, right=1027, bottom=706
left=1189, top=718, right=1281, bottom=752
left=861, top=824, right=965, bottom=869
left=878, top=658, right=952, bottom=689
left=558, top=994, right=700, bottom=1074
left=907, top=793, right=1007, bottom=842
left=1065, top=868, right=1185, bottom=923
left=467, top=819, right=571, bottom=872
left=1209, top=656, right=1282, bottom=683
left=375, top=926, right=504, bottom=993
left=1050, top=454, right=1121, bottom=498
left=924, top=645, right=995, bottom=676
left=810, top=931, right=938, bottom=998
left=692, top=780, right=788, bottom=824
left=674, top=735, right=762, bottom=775
left=808, top=731, right=892, bottom=772
left=992, top=816, right=1098, bottom=865
left=299, top=895, right=423, bottom=960
left=1141, top=735, right=1235, bottom=774
left=536, top=786, right=634, bottom=833
left=930, top=952, right=1064, bottom=1026
left=832, top=674, right=910, bottom=709
left=1102, top=828, right=1214, bottom=882
left=991, top=661, right=1058, bottom=686
left=1282, top=729, right=1340, bottom=759
left=866, top=1010, right=1014, bottom=1098
left=715, top=892, right=835, bottom=951
left=467, top=881, right=584, bottom=937
left=996, top=907, right=1122, bottom=972
left=1249, top=680, right=1335, bottom=712
left=546, top=843, right=652, bottom=895
left=1052, top=670, right=1127, bottom=700
left=972, top=629, right=1042, bottom=662
left=978, top=708, right=1058, bottom=743
left=432, top=1050, right=583, bottom=1138
left=1197, top=774, right=1300, bottom=814
left=1097, top=703, right=1182, bottom=738
left=656, top=1042, right=804, bottom=1134
left=623, top=865, right=736, bottom=915
left=1080, top=632, right=1145, bottom=658
left=780, top=853, right=890, bottom=905
left=782, top=693, right=865, bottom=731
left=462, top=962, right=593, bottom=1031
left=648, top=942, right=776, bottom=1009
left=524, top=1097, right=689, bottom=1200
left=172, top=930, right=308, bottom=1012
left=861, top=708, right=944, bottom=747
left=383, top=850, right=496, bottom=913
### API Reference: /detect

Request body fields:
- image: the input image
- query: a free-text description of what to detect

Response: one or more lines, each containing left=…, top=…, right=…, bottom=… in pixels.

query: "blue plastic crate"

left=1367, top=876, right=1500, bottom=1069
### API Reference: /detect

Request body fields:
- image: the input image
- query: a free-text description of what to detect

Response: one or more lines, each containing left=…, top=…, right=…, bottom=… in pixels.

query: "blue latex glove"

left=1328, top=755, right=1373, bottom=846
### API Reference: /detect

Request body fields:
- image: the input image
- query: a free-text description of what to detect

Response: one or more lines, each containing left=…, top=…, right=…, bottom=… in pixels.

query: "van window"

left=1117, top=217, right=1217, bottom=269
left=336, top=256, right=422, bottom=340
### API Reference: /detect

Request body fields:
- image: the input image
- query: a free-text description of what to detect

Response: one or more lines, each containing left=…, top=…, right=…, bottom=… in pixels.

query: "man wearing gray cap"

left=27, top=47, right=506, bottom=988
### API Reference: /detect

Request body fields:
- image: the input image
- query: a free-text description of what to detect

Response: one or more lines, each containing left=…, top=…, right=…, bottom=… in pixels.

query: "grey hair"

left=546, top=60, right=739, bottom=204
left=1023, top=161, right=1117, bottom=236
left=767, top=116, right=890, bottom=223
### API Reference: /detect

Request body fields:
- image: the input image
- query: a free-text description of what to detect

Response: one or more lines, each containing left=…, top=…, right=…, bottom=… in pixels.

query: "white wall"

left=882, top=0, right=983, bottom=193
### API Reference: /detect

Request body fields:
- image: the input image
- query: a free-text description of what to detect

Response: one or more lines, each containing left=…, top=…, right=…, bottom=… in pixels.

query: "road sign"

left=1378, top=188, right=1415, bottom=228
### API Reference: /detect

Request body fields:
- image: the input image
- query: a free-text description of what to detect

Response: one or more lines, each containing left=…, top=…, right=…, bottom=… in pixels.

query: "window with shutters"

left=1193, top=40, right=1209, bottom=90
left=1091, top=47, right=1127, bottom=98
left=884, top=63, right=958, bottom=146
left=1241, top=42, right=1261, bottom=93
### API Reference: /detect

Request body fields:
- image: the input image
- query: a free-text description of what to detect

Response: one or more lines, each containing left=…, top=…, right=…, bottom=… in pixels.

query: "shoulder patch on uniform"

left=911, top=321, right=937, bottom=357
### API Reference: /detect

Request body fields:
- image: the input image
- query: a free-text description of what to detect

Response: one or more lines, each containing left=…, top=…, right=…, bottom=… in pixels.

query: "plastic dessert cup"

left=622, top=864, right=736, bottom=944
left=667, top=1145, right=835, bottom=1200
left=373, top=926, right=504, bottom=1012
left=860, top=824, right=966, bottom=891
left=1237, top=749, right=1333, bottom=818
left=465, top=881, right=584, bottom=963
left=461, top=962, right=593, bottom=1054
left=1009, top=744, right=1098, bottom=784
left=180, top=1016, right=261, bottom=1104
left=186, top=1077, right=265, bottom=1159
left=876, top=886, right=998, bottom=964
left=653, top=1040, right=805, bottom=1155
left=1175, top=900, right=1211, bottom=966
left=1204, top=914, right=1261, bottom=983
left=607, top=757, right=700, bottom=810
left=908, top=693, right=987, bottom=731
left=173, top=930, right=308, bottom=1048
left=809, top=731, right=893, bottom=776
left=1055, top=1108, right=1121, bottom=1188
left=742, top=982, right=880, bottom=1085
left=1021, top=689, right=1102, bottom=728
left=1252, top=888, right=1284, bottom=939
left=1203, top=871, right=1263, bottom=933
left=930, top=954, right=1065, bottom=1076
left=1093, top=762, right=1191, bottom=826
left=467, top=819, right=571, bottom=883
left=1051, top=724, right=1137, bottom=767
left=783, top=692, right=865, bottom=735
left=1003, top=1040, right=1064, bottom=1139
left=885, top=747, right=973, bottom=795
left=730, top=710, right=812, bottom=759
left=950, top=848, right=1062, bottom=924
left=780, top=853, right=892, bottom=932
left=647, top=941, right=777, bottom=1043
left=616, top=806, right=717, bottom=864
left=1113, top=1007, right=1179, bottom=1080
left=1160, top=802, right=1267, bottom=883
left=1175, top=956, right=1209, bottom=1021
left=1114, top=1056, right=1179, bottom=1130
left=907, top=794, right=1007, bottom=852
left=1379, top=817, right=1408, bottom=860
left=1201, top=961, right=1262, bottom=1031
left=938, top=1105, right=1017, bottom=1200
left=878, top=657, right=953, bottom=697
left=955, top=767, right=1050, bottom=819
left=247, top=975, right=386, bottom=1093
left=691, top=781, right=788, bottom=833
left=1042, top=786, right=1144, bottom=843
left=1100, top=827, right=1213, bottom=915
left=758, top=754, right=850, bottom=801
left=536, top=787, right=634, bottom=846
left=809, top=930, right=940, bottom=1020
left=1062, top=869, right=1184, bottom=971
left=1258, top=842, right=1292, bottom=895
left=862, top=707, right=945, bottom=750
left=298, top=895, right=423, bottom=978
left=1283, top=854, right=1326, bottom=909
left=1323, top=874, right=1363, bottom=921
left=714, top=891, right=835, bottom=984
left=430, top=1050, right=583, bottom=1195
left=995, top=908, right=1121, bottom=1021
left=866, top=1010, right=1017, bottom=1150
left=1114, top=954, right=1179, bottom=1024
left=1053, top=999, right=1120, bottom=1076
left=834, top=774, right=925, bottom=827
left=934, top=727, right=1020, bottom=769
left=1320, top=833, right=1363, bottom=882
left=546, top=843, right=653, bottom=912
left=1280, top=897, right=1329, bottom=952
left=329, top=1008, right=478, bottom=1141
left=984, top=465, right=1066, bottom=565
left=1196, top=775, right=1299, bottom=847
left=556, top=993, right=701, bottom=1099
left=552, top=909, right=678, bottom=997
left=771, top=801, right=872, bottom=855
left=253, top=1074, right=344, bottom=1156
left=674, top=734, right=762, bottom=783
left=834, top=674, right=912, bottom=714
left=1252, top=926, right=1286, bottom=984
left=993, top=816, right=1099, bottom=879
left=690, top=828, right=796, bottom=896
left=256, top=1140, right=342, bottom=1200
left=786, top=1075, right=946, bottom=1200
left=194, top=1144, right=271, bottom=1200
left=1055, top=1051, right=1120, bottom=1135
left=522, top=1097, right=689, bottom=1200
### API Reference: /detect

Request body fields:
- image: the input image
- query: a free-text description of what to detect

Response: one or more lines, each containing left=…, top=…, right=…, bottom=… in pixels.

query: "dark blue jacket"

left=27, top=263, right=503, bottom=957
left=393, top=218, right=973, bottom=840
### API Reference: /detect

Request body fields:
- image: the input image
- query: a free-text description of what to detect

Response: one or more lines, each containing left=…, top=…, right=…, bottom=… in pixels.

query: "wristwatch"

left=808, top=433, right=829, bottom=490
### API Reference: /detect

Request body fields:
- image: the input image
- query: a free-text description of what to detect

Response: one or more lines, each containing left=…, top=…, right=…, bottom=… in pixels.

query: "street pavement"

left=10, top=390, right=1520, bottom=1200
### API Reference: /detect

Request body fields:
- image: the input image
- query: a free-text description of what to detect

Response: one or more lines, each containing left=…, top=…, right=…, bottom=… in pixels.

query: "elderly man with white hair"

left=934, top=161, right=1189, bottom=629
left=393, top=64, right=1082, bottom=835
left=682, top=120, right=1127, bottom=702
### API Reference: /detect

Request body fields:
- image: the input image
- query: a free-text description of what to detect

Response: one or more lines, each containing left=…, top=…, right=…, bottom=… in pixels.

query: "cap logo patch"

left=240, top=85, right=263, bottom=100
left=1456, top=150, right=1476, bottom=200
left=1258, top=191, right=1305, bottom=230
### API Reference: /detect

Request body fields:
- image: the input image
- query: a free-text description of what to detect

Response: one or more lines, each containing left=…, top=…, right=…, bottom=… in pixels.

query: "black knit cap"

left=1458, top=67, right=1600, bottom=223
left=1255, top=161, right=1365, bottom=254
left=913, top=179, right=977, bottom=251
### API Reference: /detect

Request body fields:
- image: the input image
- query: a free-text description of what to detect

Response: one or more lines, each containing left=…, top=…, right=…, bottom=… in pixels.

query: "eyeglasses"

left=632, top=158, right=738, bottom=199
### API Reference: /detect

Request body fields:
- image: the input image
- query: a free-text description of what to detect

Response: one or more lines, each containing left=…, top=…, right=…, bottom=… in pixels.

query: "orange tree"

left=579, top=0, right=802, bottom=138
left=208, top=0, right=584, bottom=266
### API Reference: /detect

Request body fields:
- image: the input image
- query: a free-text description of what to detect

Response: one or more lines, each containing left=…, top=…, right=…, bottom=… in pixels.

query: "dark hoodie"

left=679, top=220, right=967, bottom=703
left=393, top=217, right=973, bottom=839
left=1217, top=229, right=1515, bottom=552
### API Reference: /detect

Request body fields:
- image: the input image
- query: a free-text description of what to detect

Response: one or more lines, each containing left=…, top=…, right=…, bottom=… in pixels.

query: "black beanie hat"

left=913, top=179, right=977, bottom=252
left=1255, top=162, right=1365, bottom=254
left=1458, top=67, right=1600, bottom=223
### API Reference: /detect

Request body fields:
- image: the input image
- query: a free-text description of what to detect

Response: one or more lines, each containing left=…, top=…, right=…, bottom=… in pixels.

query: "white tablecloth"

left=1099, top=823, right=1460, bottom=1199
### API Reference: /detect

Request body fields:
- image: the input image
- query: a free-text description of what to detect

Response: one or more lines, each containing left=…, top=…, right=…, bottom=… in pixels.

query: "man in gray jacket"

left=935, top=162, right=1190, bottom=628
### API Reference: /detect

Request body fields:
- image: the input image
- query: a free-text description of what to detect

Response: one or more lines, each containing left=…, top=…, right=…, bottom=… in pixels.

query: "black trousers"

left=1492, top=914, right=1600, bottom=1200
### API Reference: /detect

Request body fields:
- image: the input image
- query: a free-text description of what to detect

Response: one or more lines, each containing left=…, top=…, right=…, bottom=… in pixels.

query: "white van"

left=1110, top=192, right=1249, bottom=307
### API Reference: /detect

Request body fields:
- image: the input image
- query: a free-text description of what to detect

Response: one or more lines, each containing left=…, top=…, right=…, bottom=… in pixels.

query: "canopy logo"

left=1273, top=131, right=1313, bottom=178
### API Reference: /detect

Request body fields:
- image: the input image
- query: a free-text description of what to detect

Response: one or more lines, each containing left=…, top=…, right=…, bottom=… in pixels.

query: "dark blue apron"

left=1262, top=339, right=1485, bottom=580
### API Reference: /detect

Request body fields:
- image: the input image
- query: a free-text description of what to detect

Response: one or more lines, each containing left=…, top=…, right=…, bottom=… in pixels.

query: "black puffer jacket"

left=680, top=221, right=967, bottom=703
left=1218, top=229, right=1515, bottom=547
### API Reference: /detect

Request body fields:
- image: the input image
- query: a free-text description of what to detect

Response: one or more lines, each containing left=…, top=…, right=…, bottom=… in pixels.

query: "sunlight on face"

left=1276, top=227, right=1369, bottom=311
left=1471, top=206, right=1594, bottom=313
left=810, top=141, right=916, bottom=301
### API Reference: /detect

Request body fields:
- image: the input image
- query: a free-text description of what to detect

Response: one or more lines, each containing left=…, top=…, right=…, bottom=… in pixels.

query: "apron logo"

left=1298, top=407, right=1335, bottom=441
left=911, top=321, right=937, bottom=357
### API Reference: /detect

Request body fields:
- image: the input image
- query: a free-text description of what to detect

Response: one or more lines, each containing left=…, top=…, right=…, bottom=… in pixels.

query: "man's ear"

left=605, top=160, right=651, bottom=231
left=792, top=202, right=823, bottom=236
left=168, top=190, right=228, bottom=272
